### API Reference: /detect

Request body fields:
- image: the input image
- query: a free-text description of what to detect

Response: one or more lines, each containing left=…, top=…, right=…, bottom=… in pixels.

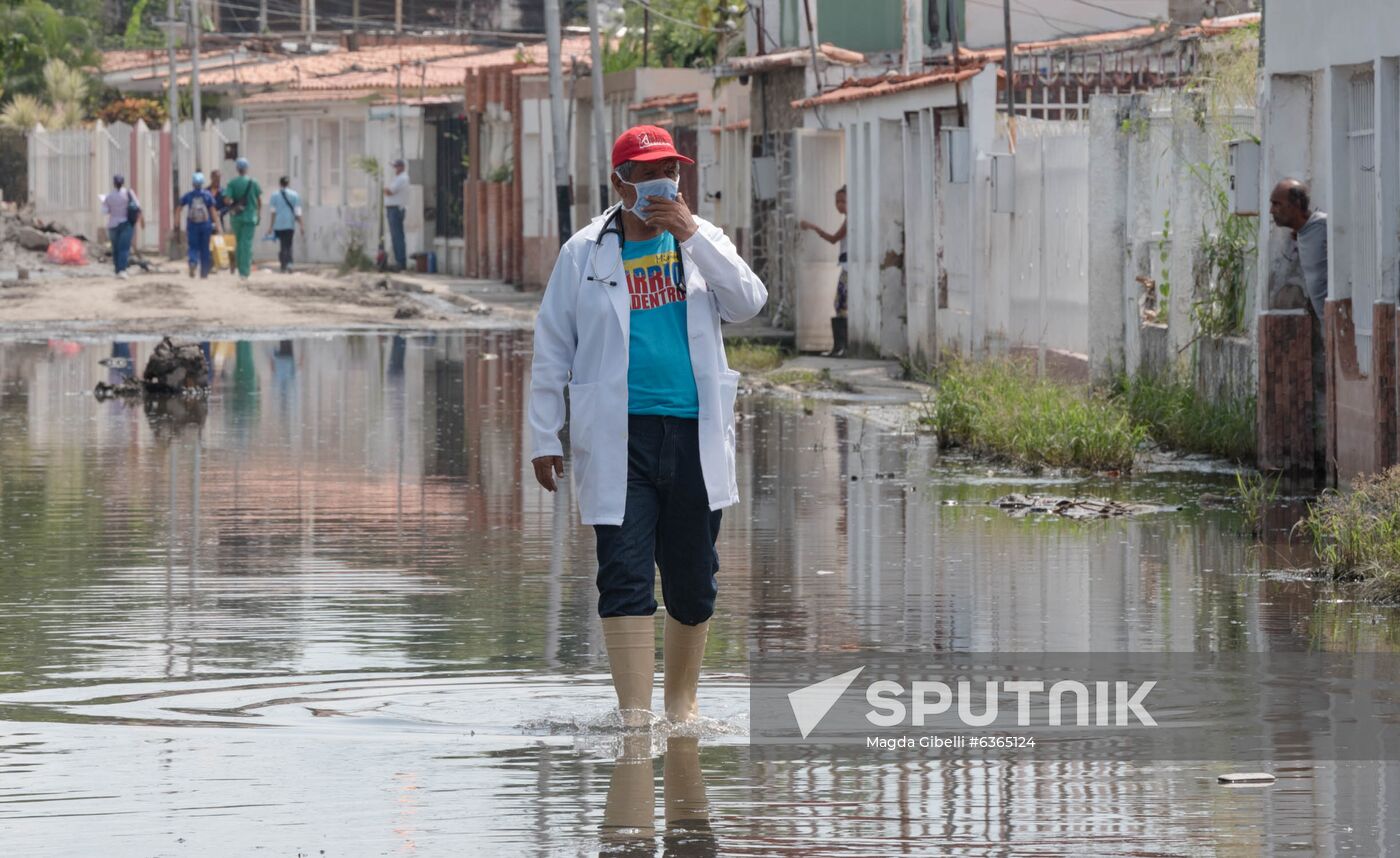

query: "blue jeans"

left=593, top=415, right=722, bottom=626
left=386, top=205, right=407, bottom=270
left=186, top=221, right=213, bottom=277
left=111, top=221, right=133, bottom=274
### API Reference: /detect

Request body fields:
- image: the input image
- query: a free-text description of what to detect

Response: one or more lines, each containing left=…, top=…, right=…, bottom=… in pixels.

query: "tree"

left=0, top=0, right=98, bottom=99
left=606, top=0, right=745, bottom=71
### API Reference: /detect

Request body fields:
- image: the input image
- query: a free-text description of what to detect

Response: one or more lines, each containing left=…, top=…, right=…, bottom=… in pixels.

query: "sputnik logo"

left=788, top=666, right=864, bottom=738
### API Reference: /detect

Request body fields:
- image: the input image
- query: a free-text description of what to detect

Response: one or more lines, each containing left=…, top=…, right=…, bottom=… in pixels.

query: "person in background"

left=222, top=157, right=262, bottom=281
left=383, top=158, right=409, bottom=272
left=101, top=174, right=144, bottom=279
left=800, top=185, right=849, bottom=356
left=174, top=172, right=221, bottom=278
left=1270, top=177, right=1328, bottom=472
left=266, top=176, right=304, bottom=274
left=208, top=169, right=228, bottom=230
left=1270, top=178, right=1327, bottom=320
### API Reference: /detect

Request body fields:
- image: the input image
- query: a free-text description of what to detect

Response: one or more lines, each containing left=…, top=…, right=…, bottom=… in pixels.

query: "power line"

left=621, top=0, right=730, bottom=35
left=1061, top=0, right=1156, bottom=22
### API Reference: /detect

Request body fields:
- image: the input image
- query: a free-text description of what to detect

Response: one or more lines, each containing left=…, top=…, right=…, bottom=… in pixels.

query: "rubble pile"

left=94, top=337, right=211, bottom=400
left=0, top=206, right=81, bottom=272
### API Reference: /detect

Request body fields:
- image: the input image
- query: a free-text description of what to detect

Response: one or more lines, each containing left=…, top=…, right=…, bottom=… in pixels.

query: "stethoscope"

left=586, top=205, right=687, bottom=295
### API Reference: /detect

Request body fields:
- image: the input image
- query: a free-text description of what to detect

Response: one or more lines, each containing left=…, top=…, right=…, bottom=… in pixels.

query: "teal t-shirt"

left=624, top=233, right=698, bottom=417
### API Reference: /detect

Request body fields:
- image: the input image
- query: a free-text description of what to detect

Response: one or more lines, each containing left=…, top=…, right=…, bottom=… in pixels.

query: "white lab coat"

left=528, top=205, right=768, bottom=525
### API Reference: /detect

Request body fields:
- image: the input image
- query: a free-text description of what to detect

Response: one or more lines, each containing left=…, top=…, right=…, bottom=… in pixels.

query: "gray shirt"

left=1296, top=211, right=1328, bottom=319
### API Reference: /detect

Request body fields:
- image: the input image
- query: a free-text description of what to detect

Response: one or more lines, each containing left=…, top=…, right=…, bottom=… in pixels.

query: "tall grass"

left=725, top=340, right=787, bottom=373
left=1111, top=372, right=1255, bottom=463
left=1233, top=471, right=1279, bottom=536
left=1303, top=466, right=1400, bottom=604
left=924, top=359, right=1144, bottom=472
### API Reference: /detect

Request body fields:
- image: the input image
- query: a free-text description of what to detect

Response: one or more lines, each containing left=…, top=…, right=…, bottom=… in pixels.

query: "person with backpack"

left=174, top=172, right=222, bottom=279
left=221, top=157, right=262, bottom=280
left=266, top=176, right=304, bottom=273
left=101, top=174, right=144, bottom=279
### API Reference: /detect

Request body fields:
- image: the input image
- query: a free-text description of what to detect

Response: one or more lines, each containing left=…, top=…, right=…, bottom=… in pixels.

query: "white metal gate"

left=1347, top=69, right=1377, bottom=374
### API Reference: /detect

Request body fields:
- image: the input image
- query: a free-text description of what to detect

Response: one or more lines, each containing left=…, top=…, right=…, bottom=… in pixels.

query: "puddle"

left=1, top=332, right=1397, bottom=855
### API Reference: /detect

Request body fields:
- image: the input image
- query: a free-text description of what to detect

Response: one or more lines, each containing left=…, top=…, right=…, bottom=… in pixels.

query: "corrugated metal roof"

left=725, top=43, right=865, bottom=74
left=793, top=66, right=982, bottom=109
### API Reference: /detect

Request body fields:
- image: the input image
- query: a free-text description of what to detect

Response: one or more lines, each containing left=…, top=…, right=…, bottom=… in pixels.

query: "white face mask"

left=617, top=174, right=679, bottom=217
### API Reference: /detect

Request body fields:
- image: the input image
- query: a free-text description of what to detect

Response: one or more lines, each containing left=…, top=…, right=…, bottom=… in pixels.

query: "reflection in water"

left=0, top=333, right=1397, bottom=855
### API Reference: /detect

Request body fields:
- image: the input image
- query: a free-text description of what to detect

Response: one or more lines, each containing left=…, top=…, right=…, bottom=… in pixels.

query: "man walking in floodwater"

left=528, top=125, right=767, bottom=726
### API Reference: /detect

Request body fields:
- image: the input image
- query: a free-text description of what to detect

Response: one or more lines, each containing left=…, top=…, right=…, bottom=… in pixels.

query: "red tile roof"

left=794, top=66, right=982, bottom=109
left=630, top=92, right=699, bottom=112
left=232, top=37, right=593, bottom=106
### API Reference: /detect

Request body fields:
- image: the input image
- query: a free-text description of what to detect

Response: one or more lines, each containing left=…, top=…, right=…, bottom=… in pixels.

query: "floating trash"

left=993, top=493, right=1180, bottom=520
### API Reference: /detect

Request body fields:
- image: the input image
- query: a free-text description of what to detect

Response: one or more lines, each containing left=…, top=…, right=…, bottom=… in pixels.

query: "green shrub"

left=1303, top=466, right=1400, bottom=604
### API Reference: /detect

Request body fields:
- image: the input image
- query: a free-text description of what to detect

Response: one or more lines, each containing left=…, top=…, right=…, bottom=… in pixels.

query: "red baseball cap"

left=611, top=125, right=695, bottom=169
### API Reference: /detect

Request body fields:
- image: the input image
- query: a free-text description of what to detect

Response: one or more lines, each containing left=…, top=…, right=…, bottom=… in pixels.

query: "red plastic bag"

left=45, top=236, right=89, bottom=266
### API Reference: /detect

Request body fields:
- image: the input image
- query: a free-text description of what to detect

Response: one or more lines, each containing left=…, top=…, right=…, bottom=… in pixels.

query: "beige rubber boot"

left=663, top=736, right=710, bottom=828
left=601, top=733, right=657, bottom=841
left=663, top=615, right=709, bottom=722
left=602, top=615, right=656, bottom=728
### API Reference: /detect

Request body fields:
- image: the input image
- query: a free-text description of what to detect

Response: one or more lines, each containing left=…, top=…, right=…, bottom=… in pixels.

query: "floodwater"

left=1, top=331, right=1398, bottom=857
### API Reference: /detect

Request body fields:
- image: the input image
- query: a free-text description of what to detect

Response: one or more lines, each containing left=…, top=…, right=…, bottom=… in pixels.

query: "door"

left=793, top=129, right=845, bottom=351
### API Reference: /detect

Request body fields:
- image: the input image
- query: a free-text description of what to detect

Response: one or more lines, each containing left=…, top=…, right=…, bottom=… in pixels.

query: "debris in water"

left=992, top=493, right=1179, bottom=520
left=93, top=336, right=210, bottom=400
left=1217, top=772, right=1276, bottom=785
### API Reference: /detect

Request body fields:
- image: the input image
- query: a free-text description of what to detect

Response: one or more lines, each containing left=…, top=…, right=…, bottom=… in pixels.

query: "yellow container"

left=211, top=233, right=235, bottom=271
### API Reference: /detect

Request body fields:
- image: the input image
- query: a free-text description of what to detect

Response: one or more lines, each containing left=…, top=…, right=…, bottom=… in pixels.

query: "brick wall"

left=1257, top=310, right=1316, bottom=475
left=1373, top=301, right=1397, bottom=471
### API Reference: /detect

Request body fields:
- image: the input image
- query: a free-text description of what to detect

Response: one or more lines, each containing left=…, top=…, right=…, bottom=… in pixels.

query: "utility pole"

left=1003, top=0, right=1017, bottom=150
left=350, top=0, right=360, bottom=49
left=587, top=0, right=609, bottom=214
left=189, top=0, right=203, bottom=171
left=642, top=5, right=650, bottom=66
left=258, top=0, right=267, bottom=33
left=395, top=64, right=406, bottom=161
left=544, top=0, right=571, bottom=244
left=395, top=0, right=402, bottom=33
left=166, top=0, right=179, bottom=207
left=310, top=0, right=317, bottom=37
left=902, top=0, right=921, bottom=74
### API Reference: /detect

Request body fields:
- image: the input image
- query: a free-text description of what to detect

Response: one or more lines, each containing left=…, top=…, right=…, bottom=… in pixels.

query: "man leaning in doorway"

left=223, top=157, right=262, bottom=281
left=383, top=158, right=409, bottom=272
left=1270, top=177, right=1328, bottom=471
left=527, top=125, right=767, bottom=727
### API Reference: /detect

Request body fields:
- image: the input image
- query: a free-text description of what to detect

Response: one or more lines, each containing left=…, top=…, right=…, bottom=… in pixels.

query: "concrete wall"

left=1087, top=92, right=1258, bottom=404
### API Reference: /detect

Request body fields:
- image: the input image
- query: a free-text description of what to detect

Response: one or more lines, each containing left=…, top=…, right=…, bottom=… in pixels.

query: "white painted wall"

left=1265, top=0, right=1400, bottom=73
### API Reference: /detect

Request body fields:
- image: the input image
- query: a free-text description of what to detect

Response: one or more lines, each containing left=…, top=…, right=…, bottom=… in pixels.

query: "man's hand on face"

left=532, top=456, right=564, bottom=492
left=644, top=192, right=697, bottom=242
